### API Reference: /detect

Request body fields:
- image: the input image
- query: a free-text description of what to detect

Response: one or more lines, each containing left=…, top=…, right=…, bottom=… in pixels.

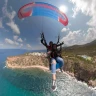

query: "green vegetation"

left=61, top=40, right=96, bottom=86
left=63, top=40, right=96, bottom=57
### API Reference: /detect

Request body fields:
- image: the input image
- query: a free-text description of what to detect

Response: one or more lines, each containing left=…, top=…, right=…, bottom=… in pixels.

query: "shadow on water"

left=1, top=67, right=52, bottom=94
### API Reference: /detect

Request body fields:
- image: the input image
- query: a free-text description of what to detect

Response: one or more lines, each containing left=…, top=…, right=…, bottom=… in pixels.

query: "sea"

left=0, top=49, right=96, bottom=96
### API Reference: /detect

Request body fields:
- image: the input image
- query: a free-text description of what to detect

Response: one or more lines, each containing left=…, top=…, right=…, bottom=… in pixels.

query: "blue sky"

left=0, top=0, right=96, bottom=50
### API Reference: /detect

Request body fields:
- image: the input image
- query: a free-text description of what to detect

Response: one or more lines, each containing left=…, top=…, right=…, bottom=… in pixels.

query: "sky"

left=0, top=0, right=96, bottom=50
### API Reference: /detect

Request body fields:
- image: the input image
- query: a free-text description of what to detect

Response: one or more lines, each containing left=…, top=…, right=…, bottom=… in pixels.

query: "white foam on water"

left=51, top=72, right=96, bottom=96
left=3, top=66, right=6, bottom=69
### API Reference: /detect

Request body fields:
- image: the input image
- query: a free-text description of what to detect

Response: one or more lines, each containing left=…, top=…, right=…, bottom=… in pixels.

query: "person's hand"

left=41, top=33, right=43, bottom=39
left=41, top=39, right=43, bottom=43
left=62, top=41, right=64, bottom=45
left=47, top=51, right=52, bottom=54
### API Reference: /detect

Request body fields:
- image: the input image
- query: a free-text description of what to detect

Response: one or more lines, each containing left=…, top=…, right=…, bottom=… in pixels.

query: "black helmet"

left=49, top=41, right=53, bottom=45
left=52, top=43, right=57, bottom=50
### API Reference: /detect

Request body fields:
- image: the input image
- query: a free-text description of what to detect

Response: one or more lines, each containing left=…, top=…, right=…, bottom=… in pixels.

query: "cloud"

left=70, top=0, right=96, bottom=27
left=13, top=36, right=23, bottom=44
left=61, top=28, right=96, bottom=46
left=17, top=38, right=23, bottom=43
left=20, top=44, right=23, bottom=47
left=14, top=42, right=19, bottom=46
left=13, top=35, right=18, bottom=41
left=4, top=36, right=23, bottom=48
left=85, top=27, right=96, bottom=43
left=68, top=0, right=96, bottom=45
left=5, top=38, right=19, bottom=46
left=5, top=38, right=14, bottom=45
left=61, top=28, right=70, bottom=32
left=72, top=7, right=80, bottom=18
left=6, top=21, right=20, bottom=34
left=87, top=16, right=96, bottom=27
left=27, top=44, right=32, bottom=49
left=61, top=30, right=86, bottom=46
left=2, top=0, right=20, bottom=34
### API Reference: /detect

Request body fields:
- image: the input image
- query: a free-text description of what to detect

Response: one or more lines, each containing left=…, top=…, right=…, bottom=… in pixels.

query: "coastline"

left=5, top=52, right=96, bottom=88
left=6, top=62, right=49, bottom=71
left=6, top=52, right=49, bottom=71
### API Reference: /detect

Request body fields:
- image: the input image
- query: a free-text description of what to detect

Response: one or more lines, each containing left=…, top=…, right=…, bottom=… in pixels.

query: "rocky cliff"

left=62, top=56, right=96, bottom=87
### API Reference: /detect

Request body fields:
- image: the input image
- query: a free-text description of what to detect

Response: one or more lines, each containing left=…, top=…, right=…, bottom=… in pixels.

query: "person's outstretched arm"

left=57, top=42, right=64, bottom=47
left=41, top=39, right=47, bottom=47
left=40, top=32, right=48, bottom=48
left=57, top=35, right=60, bottom=44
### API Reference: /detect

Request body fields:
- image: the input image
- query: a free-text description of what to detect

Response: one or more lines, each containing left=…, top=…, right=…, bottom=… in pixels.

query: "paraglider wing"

left=18, top=2, right=68, bottom=26
left=18, top=3, right=34, bottom=19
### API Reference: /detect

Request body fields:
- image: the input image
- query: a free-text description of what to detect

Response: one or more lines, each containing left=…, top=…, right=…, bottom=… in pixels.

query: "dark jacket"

left=50, top=43, right=62, bottom=58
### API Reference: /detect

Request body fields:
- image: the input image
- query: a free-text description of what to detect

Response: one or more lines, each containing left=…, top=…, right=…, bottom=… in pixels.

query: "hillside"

left=63, top=39, right=96, bottom=56
left=61, top=40, right=96, bottom=87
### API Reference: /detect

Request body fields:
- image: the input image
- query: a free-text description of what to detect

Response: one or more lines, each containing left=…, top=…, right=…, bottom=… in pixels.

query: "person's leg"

left=51, top=58, right=56, bottom=80
left=56, top=57, right=64, bottom=72
left=51, top=58, right=57, bottom=90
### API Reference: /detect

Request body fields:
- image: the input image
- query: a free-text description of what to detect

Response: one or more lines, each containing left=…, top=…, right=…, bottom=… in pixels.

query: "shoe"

left=52, top=85, right=57, bottom=91
left=60, top=68, right=64, bottom=73
left=58, top=68, right=64, bottom=73
left=52, top=80, right=57, bottom=91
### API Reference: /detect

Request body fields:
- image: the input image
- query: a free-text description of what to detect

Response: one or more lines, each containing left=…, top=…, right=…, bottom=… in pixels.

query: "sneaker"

left=52, top=80, right=57, bottom=91
left=52, top=85, right=57, bottom=91
left=60, top=68, right=64, bottom=73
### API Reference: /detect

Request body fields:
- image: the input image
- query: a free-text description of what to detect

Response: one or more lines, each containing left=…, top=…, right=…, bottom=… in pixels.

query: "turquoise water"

left=0, top=68, right=52, bottom=96
left=0, top=49, right=96, bottom=96
left=0, top=49, right=53, bottom=96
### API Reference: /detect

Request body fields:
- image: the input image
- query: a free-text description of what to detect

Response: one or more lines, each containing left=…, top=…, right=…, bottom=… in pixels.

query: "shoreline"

left=6, top=63, right=49, bottom=71
left=6, top=62, right=96, bottom=90
left=6, top=65, right=49, bottom=70
left=5, top=52, right=96, bottom=89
